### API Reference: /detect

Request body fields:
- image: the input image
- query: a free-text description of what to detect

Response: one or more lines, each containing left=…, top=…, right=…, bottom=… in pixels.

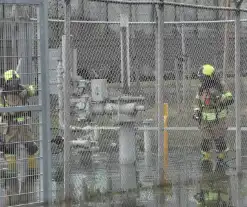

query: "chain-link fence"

left=43, top=1, right=247, bottom=206
left=2, top=0, right=247, bottom=206
left=0, top=1, right=51, bottom=206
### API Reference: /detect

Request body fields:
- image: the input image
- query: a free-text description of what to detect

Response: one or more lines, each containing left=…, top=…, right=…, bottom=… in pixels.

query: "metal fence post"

left=63, top=0, right=72, bottom=201
left=39, top=0, right=52, bottom=204
left=234, top=0, right=243, bottom=175
left=120, top=8, right=130, bottom=94
left=156, top=1, right=165, bottom=186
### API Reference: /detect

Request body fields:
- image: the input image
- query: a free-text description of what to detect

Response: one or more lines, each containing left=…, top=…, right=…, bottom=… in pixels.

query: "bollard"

left=143, top=119, right=154, bottom=179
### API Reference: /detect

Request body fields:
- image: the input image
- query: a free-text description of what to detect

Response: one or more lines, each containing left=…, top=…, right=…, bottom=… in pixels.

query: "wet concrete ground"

left=47, top=149, right=247, bottom=207
left=6, top=148, right=247, bottom=206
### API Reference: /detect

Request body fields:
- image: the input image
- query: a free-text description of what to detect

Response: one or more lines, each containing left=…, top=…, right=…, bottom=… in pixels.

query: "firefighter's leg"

left=214, top=136, right=229, bottom=160
left=201, top=140, right=213, bottom=172
left=213, top=123, right=229, bottom=172
left=19, top=123, right=37, bottom=203
left=16, top=142, right=29, bottom=204
left=213, top=122, right=229, bottom=160
left=0, top=136, right=8, bottom=207
left=200, top=128, right=213, bottom=172
left=5, top=127, right=20, bottom=205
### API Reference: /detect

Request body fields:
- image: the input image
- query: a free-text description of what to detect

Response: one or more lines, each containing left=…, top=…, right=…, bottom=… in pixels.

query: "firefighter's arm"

left=220, top=82, right=234, bottom=106
left=21, top=84, right=37, bottom=98
left=193, top=91, right=201, bottom=121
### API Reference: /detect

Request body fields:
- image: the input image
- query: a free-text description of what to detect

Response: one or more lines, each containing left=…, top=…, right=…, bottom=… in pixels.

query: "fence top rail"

left=71, top=125, right=247, bottom=132
left=0, top=0, right=43, bottom=5
left=30, top=17, right=247, bottom=25
left=89, top=0, right=247, bottom=12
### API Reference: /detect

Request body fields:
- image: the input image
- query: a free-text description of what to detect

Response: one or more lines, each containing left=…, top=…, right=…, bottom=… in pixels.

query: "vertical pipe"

left=120, top=13, right=130, bottom=94
left=174, top=59, right=180, bottom=112
left=64, top=0, right=72, bottom=201
left=119, top=122, right=137, bottom=191
left=156, top=2, right=165, bottom=186
left=57, top=57, right=64, bottom=131
left=3, top=14, right=7, bottom=71
left=163, top=103, right=168, bottom=181
left=180, top=8, right=186, bottom=110
left=235, top=6, right=241, bottom=174
left=72, top=48, right=78, bottom=80
left=119, top=123, right=136, bottom=165
left=27, top=21, right=33, bottom=84
left=222, top=0, right=230, bottom=82
left=144, top=119, right=153, bottom=178
left=39, top=2, right=52, bottom=205
left=11, top=17, right=17, bottom=70
left=18, top=20, right=26, bottom=83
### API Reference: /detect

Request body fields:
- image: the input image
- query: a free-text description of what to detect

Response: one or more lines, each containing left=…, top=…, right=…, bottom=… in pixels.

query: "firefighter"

left=193, top=64, right=234, bottom=169
left=0, top=69, right=38, bottom=205
left=0, top=69, right=38, bottom=154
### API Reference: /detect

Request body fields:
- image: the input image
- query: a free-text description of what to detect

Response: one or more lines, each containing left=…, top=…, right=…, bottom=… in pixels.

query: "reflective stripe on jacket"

left=202, top=109, right=227, bottom=121
left=193, top=81, right=234, bottom=122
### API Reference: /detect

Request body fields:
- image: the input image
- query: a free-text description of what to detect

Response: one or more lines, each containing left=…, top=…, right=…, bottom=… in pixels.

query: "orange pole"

left=164, top=103, right=168, bottom=181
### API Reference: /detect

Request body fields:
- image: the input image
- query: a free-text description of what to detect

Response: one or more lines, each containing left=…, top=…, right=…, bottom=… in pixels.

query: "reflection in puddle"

left=50, top=151, right=247, bottom=207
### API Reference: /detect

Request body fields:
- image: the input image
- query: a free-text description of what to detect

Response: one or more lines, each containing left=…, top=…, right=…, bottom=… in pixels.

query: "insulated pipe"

left=143, top=119, right=154, bottom=178
left=119, top=122, right=136, bottom=165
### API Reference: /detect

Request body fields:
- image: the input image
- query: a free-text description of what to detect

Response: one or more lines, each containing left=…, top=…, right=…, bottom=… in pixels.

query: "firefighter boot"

left=200, top=139, right=213, bottom=173
left=201, top=151, right=213, bottom=173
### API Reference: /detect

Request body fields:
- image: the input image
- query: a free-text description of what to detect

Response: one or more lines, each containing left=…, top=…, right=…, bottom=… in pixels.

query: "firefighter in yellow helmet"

left=0, top=69, right=38, bottom=158
left=0, top=69, right=39, bottom=204
left=193, top=64, right=234, bottom=170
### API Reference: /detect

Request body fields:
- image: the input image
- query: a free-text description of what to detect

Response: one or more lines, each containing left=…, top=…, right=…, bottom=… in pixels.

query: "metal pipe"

left=120, top=13, right=130, bottom=94
left=222, top=0, right=231, bottom=82
left=88, top=0, right=247, bottom=12
left=57, top=58, right=64, bottom=130
left=73, top=125, right=247, bottom=132
left=119, top=123, right=136, bottom=164
left=0, top=0, right=43, bottom=4
left=180, top=7, right=186, bottom=109
left=143, top=119, right=154, bottom=178
left=38, top=2, right=53, bottom=204
left=235, top=3, right=242, bottom=175
left=28, top=18, right=247, bottom=24
left=29, top=18, right=247, bottom=24
left=63, top=0, right=72, bottom=201
left=156, top=2, right=165, bottom=186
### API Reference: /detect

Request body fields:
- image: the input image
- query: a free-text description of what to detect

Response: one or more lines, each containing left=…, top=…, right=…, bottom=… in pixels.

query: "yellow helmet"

left=3, top=70, right=20, bottom=81
left=197, top=64, right=215, bottom=81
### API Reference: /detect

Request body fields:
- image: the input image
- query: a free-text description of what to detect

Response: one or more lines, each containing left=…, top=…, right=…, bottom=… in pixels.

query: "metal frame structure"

left=0, top=0, right=43, bottom=4
left=57, top=1, right=244, bottom=206
left=0, top=0, right=52, bottom=205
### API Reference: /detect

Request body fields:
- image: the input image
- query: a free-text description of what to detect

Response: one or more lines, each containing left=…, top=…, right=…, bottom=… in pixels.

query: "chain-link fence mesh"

left=0, top=3, right=51, bottom=206
left=3, top=1, right=247, bottom=206
left=44, top=3, right=247, bottom=205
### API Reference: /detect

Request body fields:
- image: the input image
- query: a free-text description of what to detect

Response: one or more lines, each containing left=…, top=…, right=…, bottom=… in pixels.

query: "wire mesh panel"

left=163, top=20, right=236, bottom=183
left=44, top=1, right=247, bottom=206
left=0, top=1, right=51, bottom=206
